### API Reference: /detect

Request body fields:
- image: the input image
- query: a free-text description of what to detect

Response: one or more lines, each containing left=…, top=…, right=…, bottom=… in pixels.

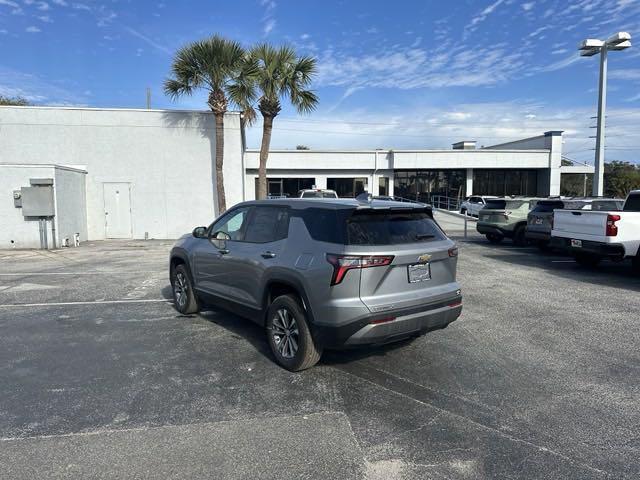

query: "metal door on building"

left=103, top=183, right=132, bottom=238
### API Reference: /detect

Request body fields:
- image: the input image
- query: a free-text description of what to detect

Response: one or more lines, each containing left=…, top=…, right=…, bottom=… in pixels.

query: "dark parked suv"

left=169, top=199, right=462, bottom=371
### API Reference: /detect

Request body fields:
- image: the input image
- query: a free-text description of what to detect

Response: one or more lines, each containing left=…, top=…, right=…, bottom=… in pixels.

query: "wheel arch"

left=262, top=274, right=315, bottom=325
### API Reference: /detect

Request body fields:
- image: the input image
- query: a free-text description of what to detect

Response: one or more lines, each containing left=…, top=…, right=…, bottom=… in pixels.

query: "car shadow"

left=462, top=239, right=640, bottom=293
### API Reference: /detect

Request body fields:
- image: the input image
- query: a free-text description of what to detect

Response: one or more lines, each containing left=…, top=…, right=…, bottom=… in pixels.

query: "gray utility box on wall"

left=21, top=178, right=55, bottom=217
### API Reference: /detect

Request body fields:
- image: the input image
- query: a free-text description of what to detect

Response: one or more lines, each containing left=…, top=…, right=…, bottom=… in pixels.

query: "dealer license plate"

left=408, top=263, right=431, bottom=283
left=571, top=239, right=582, bottom=248
left=535, top=218, right=543, bottom=225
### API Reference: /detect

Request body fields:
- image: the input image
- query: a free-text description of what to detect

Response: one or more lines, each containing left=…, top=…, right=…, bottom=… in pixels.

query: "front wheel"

left=513, top=226, right=527, bottom=247
left=266, top=294, right=322, bottom=371
left=486, top=233, right=503, bottom=244
left=172, top=264, right=199, bottom=314
left=574, top=252, right=602, bottom=268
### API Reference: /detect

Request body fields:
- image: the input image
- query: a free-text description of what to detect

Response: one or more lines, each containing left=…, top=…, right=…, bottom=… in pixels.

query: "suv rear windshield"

left=532, top=201, right=564, bottom=213
left=346, top=211, right=445, bottom=245
left=624, top=193, right=640, bottom=212
left=298, top=208, right=443, bottom=245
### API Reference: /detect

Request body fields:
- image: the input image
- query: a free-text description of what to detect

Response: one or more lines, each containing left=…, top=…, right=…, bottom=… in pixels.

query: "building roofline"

left=245, top=148, right=551, bottom=154
left=0, top=163, right=88, bottom=173
left=0, top=105, right=241, bottom=115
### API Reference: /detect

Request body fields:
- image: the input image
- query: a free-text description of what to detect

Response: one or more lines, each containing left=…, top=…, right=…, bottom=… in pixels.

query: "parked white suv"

left=460, top=196, right=497, bottom=217
left=551, top=190, right=640, bottom=271
left=298, top=189, right=338, bottom=199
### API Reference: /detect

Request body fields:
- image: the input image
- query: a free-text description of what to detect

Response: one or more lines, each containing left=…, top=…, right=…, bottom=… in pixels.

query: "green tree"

left=0, top=95, right=30, bottom=106
left=604, top=161, right=640, bottom=198
left=250, top=44, right=318, bottom=199
left=164, top=35, right=256, bottom=213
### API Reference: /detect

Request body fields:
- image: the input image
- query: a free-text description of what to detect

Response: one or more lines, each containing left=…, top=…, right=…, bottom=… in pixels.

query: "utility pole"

left=579, top=32, right=631, bottom=197
left=146, top=87, right=151, bottom=109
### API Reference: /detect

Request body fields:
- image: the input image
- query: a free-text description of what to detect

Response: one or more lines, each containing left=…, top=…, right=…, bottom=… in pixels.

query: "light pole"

left=579, top=32, right=631, bottom=197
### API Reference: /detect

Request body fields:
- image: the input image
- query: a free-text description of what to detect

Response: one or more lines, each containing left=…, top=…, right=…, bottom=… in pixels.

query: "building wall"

left=0, top=165, right=87, bottom=249
left=0, top=106, right=244, bottom=240
left=54, top=167, right=88, bottom=246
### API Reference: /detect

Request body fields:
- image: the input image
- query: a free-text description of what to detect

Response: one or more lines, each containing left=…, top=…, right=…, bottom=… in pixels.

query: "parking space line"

left=0, top=272, right=160, bottom=276
left=0, top=299, right=171, bottom=308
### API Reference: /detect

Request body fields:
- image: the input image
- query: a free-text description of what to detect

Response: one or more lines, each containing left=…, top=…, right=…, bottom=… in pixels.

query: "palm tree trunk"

left=257, top=115, right=274, bottom=200
left=214, top=113, right=227, bottom=214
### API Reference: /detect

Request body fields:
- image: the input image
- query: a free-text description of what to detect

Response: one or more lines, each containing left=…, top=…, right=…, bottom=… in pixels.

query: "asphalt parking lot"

left=1, top=218, right=639, bottom=479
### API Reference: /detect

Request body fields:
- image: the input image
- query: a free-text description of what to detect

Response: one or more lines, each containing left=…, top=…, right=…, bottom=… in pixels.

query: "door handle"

left=219, top=248, right=230, bottom=255
left=261, top=251, right=277, bottom=259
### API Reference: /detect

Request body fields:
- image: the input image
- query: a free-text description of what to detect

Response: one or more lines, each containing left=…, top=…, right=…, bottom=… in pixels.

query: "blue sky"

left=1, top=0, right=639, bottom=164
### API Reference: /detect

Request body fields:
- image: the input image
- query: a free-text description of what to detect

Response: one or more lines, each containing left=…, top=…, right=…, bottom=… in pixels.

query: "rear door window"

left=244, top=206, right=290, bottom=243
left=346, top=211, right=446, bottom=245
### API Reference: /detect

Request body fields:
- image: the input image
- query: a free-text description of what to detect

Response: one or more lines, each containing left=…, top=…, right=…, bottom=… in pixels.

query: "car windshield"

left=623, top=193, right=640, bottom=212
left=532, top=201, right=564, bottom=213
left=346, top=211, right=445, bottom=245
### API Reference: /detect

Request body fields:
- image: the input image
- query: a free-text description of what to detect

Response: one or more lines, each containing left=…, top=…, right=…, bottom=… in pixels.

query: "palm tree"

left=250, top=44, right=318, bottom=199
left=164, top=35, right=255, bottom=213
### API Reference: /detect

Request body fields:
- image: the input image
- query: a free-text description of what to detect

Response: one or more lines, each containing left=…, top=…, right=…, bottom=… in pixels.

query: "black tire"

left=513, top=225, right=527, bottom=247
left=171, top=264, right=199, bottom=314
left=460, top=208, right=467, bottom=216
left=574, top=252, right=602, bottom=268
left=537, top=241, right=551, bottom=252
left=632, top=254, right=640, bottom=274
left=265, top=294, right=322, bottom=371
left=486, top=233, right=503, bottom=244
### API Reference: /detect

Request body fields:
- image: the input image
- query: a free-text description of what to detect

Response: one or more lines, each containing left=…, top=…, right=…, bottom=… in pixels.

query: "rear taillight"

left=326, top=254, right=394, bottom=285
left=448, top=247, right=458, bottom=257
left=606, top=214, right=621, bottom=237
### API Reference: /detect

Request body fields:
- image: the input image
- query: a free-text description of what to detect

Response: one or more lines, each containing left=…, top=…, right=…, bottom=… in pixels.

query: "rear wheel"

left=513, top=226, right=527, bottom=247
left=172, top=264, right=199, bottom=314
left=632, top=254, right=640, bottom=274
left=266, top=294, right=322, bottom=371
left=486, top=233, right=503, bottom=244
left=460, top=208, right=467, bottom=216
left=574, top=252, right=602, bottom=268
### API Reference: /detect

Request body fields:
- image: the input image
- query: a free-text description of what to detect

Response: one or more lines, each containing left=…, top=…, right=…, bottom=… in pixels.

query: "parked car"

left=170, top=199, right=462, bottom=371
left=550, top=190, right=640, bottom=271
left=525, top=198, right=622, bottom=249
left=460, top=196, right=497, bottom=217
left=298, top=189, right=338, bottom=199
left=476, top=198, right=541, bottom=246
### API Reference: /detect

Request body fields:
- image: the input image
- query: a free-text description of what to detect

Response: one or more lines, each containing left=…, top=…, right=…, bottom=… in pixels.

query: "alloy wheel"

left=271, top=308, right=299, bottom=359
left=174, top=271, right=188, bottom=308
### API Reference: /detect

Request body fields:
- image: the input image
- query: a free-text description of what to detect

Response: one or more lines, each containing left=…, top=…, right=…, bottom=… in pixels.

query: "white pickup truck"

left=551, top=190, right=640, bottom=271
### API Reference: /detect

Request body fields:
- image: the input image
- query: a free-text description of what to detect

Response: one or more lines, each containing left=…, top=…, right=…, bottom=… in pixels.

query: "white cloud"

left=37, top=14, right=52, bottom=22
left=300, top=33, right=310, bottom=40
left=522, top=2, right=535, bottom=11
left=51, top=0, right=67, bottom=5
left=552, top=49, right=568, bottom=55
left=609, top=69, right=640, bottom=81
left=0, top=0, right=22, bottom=14
left=538, top=53, right=580, bottom=72
left=0, top=28, right=7, bottom=34
left=25, top=25, right=41, bottom=32
left=37, top=1, right=49, bottom=10
left=123, top=26, right=172, bottom=55
left=260, top=0, right=276, bottom=36
left=0, top=66, right=88, bottom=104
left=467, top=0, right=506, bottom=29
left=263, top=18, right=275, bottom=35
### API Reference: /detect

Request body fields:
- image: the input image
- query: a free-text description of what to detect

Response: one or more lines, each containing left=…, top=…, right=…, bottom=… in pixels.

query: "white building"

left=0, top=105, right=593, bottom=248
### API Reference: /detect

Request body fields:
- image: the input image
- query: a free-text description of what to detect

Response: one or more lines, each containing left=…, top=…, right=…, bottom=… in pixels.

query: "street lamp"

left=579, top=31, right=632, bottom=197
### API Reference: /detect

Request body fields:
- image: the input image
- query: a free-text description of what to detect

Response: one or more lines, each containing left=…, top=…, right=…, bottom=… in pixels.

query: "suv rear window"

left=484, top=200, right=525, bottom=210
left=532, top=201, right=564, bottom=213
left=346, top=211, right=445, bottom=245
left=624, top=193, right=640, bottom=212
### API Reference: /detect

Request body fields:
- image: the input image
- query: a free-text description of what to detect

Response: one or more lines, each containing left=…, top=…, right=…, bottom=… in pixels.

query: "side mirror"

left=192, top=226, right=207, bottom=238
left=210, top=230, right=231, bottom=250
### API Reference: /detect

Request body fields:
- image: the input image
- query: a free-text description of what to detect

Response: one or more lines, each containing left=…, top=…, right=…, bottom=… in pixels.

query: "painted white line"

left=551, top=260, right=576, bottom=263
left=0, top=272, right=120, bottom=277
left=0, top=299, right=171, bottom=308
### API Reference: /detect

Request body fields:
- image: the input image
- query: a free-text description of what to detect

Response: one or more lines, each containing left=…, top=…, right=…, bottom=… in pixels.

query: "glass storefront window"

left=378, top=177, right=389, bottom=196
left=327, top=178, right=368, bottom=197
left=393, top=170, right=466, bottom=203
left=473, top=169, right=538, bottom=196
left=255, top=177, right=315, bottom=198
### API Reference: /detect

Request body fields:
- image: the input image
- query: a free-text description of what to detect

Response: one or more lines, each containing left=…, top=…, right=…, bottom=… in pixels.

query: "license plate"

left=408, top=263, right=431, bottom=283
left=535, top=218, right=543, bottom=225
left=571, top=239, right=582, bottom=248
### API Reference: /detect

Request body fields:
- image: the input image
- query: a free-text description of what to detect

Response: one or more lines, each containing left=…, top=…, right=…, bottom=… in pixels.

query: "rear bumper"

left=525, top=229, right=550, bottom=242
left=476, top=223, right=512, bottom=238
left=312, top=295, right=462, bottom=349
left=549, top=237, right=626, bottom=258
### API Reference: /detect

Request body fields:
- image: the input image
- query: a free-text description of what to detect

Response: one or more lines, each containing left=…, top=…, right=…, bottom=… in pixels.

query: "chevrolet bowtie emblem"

left=417, top=254, right=432, bottom=264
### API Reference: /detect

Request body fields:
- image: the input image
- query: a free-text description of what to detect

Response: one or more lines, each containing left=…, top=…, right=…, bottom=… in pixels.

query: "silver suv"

left=169, top=199, right=462, bottom=371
